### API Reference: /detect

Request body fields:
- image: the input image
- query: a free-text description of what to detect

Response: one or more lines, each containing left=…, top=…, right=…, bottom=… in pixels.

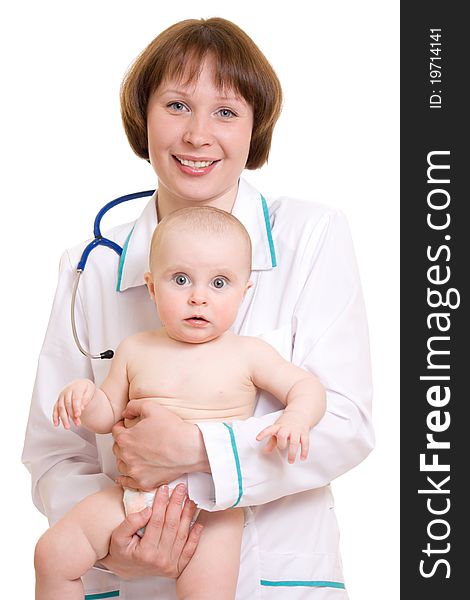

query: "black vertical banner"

left=401, top=3, right=468, bottom=598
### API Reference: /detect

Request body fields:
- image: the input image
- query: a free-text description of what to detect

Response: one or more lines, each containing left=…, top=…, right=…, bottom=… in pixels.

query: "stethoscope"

left=71, top=190, right=155, bottom=360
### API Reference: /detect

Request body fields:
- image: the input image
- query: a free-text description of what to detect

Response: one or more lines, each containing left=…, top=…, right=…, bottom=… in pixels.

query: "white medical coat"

left=23, top=178, right=374, bottom=599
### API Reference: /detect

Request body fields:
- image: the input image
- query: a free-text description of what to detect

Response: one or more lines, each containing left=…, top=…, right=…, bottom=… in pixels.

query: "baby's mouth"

left=185, top=315, right=210, bottom=326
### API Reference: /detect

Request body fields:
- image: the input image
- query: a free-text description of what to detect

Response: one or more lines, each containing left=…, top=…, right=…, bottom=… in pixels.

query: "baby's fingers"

left=274, top=428, right=289, bottom=451
left=64, top=389, right=74, bottom=417
left=256, top=424, right=280, bottom=441
left=287, top=433, right=301, bottom=464
left=262, top=436, right=278, bottom=454
left=72, top=392, right=86, bottom=426
left=52, top=401, right=60, bottom=427
left=300, top=432, right=310, bottom=461
left=72, top=393, right=82, bottom=416
left=58, top=401, right=71, bottom=429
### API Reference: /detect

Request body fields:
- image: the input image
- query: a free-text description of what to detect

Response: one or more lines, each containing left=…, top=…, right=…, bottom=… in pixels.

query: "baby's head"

left=145, top=206, right=253, bottom=344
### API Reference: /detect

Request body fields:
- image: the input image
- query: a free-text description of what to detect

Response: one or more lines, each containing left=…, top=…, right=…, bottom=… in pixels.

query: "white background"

left=1, top=1, right=399, bottom=597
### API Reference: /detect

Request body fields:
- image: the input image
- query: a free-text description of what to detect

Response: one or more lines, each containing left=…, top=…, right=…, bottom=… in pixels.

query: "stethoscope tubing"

left=71, top=190, right=156, bottom=359
left=78, top=190, right=156, bottom=271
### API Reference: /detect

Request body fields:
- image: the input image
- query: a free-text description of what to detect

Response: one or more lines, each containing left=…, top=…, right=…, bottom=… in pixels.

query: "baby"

left=35, top=206, right=326, bottom=600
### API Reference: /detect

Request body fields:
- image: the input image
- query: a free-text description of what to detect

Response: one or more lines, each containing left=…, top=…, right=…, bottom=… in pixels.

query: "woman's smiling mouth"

left=173, top=155, right=220, bottom=176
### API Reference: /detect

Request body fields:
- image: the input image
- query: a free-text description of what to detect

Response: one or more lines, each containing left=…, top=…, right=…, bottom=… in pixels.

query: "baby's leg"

left=176, top=508, right=244, bottom=600
left=34, top=485, right=125, bottom=600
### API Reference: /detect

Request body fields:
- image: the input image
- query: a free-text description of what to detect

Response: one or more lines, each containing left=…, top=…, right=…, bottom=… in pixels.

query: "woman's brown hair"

left=120, top=18, right=282, bottom=169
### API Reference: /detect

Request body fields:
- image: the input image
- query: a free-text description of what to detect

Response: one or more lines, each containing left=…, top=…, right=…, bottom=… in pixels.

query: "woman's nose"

left=183, top=114, right=213, bottom=147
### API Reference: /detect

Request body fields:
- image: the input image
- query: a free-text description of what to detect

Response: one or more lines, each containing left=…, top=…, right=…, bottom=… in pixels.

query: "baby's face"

left=146, top=228, right=252, bottom=344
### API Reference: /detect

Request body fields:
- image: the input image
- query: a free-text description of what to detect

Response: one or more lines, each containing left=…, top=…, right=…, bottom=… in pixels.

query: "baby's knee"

left=34, top=529, right=60, bottom=579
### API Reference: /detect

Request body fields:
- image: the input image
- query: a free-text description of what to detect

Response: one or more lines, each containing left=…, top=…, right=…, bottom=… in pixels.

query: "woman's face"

left=147, top=56, right=254, bottom=216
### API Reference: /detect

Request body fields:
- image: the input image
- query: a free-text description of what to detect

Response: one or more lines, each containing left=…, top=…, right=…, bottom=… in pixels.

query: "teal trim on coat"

left=261, top=580, right=345, bottom=589
left=261, top=195, right=277, bottom=268
left=223, top=423, right=243, bottom=507
left=116, top=225, right=135, bottom=291
left=84, top=591, right=120, bottom=599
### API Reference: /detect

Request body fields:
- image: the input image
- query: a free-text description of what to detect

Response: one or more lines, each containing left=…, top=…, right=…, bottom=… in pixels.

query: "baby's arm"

left=247, top=338, right=326, bottom=463
left=53, top=339, right=131, bottom=434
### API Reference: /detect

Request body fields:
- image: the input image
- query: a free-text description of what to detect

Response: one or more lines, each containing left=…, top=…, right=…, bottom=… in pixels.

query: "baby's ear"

left=244, top=280, right=254, bottom=295
left=144, top=272, right=156, bottom=300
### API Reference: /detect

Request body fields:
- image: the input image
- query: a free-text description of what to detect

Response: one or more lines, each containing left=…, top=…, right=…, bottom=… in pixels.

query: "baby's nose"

left=189, top=292, right=208, bottom=306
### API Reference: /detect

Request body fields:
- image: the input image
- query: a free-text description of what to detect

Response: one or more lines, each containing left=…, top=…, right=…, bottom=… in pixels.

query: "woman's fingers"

left=158, top=484, right=187, bottom=550
left=170, top=496, right=198, bottom=565
left=139, top=485, right=169, bottom=550
left=121, top=398, right=145, bottom=420
left=114, top=475, right=140, bottom=490
left=115, top=506, right=152, bottom=544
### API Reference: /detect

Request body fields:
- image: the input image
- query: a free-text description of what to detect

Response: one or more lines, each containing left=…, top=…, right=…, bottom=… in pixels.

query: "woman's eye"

left=212, top=277, right=227, bottom=289
left=217, top=108, right=235, bottom=118
left=168, top=102, right=188, bottom=112
left=174, top=274, right=190, bottom=286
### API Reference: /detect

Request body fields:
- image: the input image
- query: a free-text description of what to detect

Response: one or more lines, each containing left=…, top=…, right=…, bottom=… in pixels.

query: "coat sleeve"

left=188, top=209, right=374, bottom=511
left=22, top=251, right=113, bottom=525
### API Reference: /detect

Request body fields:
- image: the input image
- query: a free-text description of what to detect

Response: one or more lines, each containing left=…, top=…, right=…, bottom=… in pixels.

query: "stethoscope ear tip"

left=100, top=350, right=114, bottom=360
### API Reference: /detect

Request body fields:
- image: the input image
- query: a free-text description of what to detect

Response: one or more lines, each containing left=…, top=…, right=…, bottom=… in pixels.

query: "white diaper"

left=123, top=475, right=200, bottom=537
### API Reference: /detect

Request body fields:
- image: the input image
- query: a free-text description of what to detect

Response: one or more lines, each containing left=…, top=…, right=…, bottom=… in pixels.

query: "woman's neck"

left=155, top=180, right=239, bottom=220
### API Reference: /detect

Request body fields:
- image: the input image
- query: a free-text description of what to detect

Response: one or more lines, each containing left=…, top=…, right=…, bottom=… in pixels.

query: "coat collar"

left=116, top=177, right=277, bottom=292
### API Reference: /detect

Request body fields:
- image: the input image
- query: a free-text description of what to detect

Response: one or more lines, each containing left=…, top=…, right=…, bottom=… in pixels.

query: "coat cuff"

left=187, top=422, right=242, bottom=511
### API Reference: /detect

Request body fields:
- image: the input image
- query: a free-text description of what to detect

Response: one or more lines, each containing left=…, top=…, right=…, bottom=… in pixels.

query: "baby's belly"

left=129, top=395, right=255, bottom=424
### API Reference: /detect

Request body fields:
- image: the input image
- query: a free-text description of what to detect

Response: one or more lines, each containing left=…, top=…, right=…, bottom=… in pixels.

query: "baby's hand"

left=256, top=412, right=310, bottom=464
left=53, top=379, right=96, bottom=429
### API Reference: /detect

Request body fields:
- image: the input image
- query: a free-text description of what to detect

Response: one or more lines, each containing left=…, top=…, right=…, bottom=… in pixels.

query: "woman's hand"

left=112, top=400, right=210, bottom=491
left=100, top=484, right=203, bottom=578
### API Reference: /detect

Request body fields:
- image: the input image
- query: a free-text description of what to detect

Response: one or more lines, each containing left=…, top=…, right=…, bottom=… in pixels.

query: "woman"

left=23, top=17, right=373, bottom=599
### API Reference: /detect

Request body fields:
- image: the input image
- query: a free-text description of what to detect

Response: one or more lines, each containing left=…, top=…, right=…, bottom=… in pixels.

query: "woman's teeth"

left=177, top=158, right=214, bottom=168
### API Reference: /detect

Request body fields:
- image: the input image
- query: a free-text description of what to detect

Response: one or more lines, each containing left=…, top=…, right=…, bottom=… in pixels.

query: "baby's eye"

left=211, top=277, right=227, bottom=289
left=217, top=108, right=236, bottom=118
left=174, top=274, right=190, bottom=286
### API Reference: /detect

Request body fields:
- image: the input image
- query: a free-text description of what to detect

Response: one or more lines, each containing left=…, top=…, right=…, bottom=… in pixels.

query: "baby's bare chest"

left=127, top=342, right=256, bottom=421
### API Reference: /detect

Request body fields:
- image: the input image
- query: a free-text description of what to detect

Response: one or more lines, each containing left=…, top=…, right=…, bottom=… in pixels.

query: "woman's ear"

left=144, top=271, right=156, bottom=301
left=244, top=280, right=254, bottom=296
